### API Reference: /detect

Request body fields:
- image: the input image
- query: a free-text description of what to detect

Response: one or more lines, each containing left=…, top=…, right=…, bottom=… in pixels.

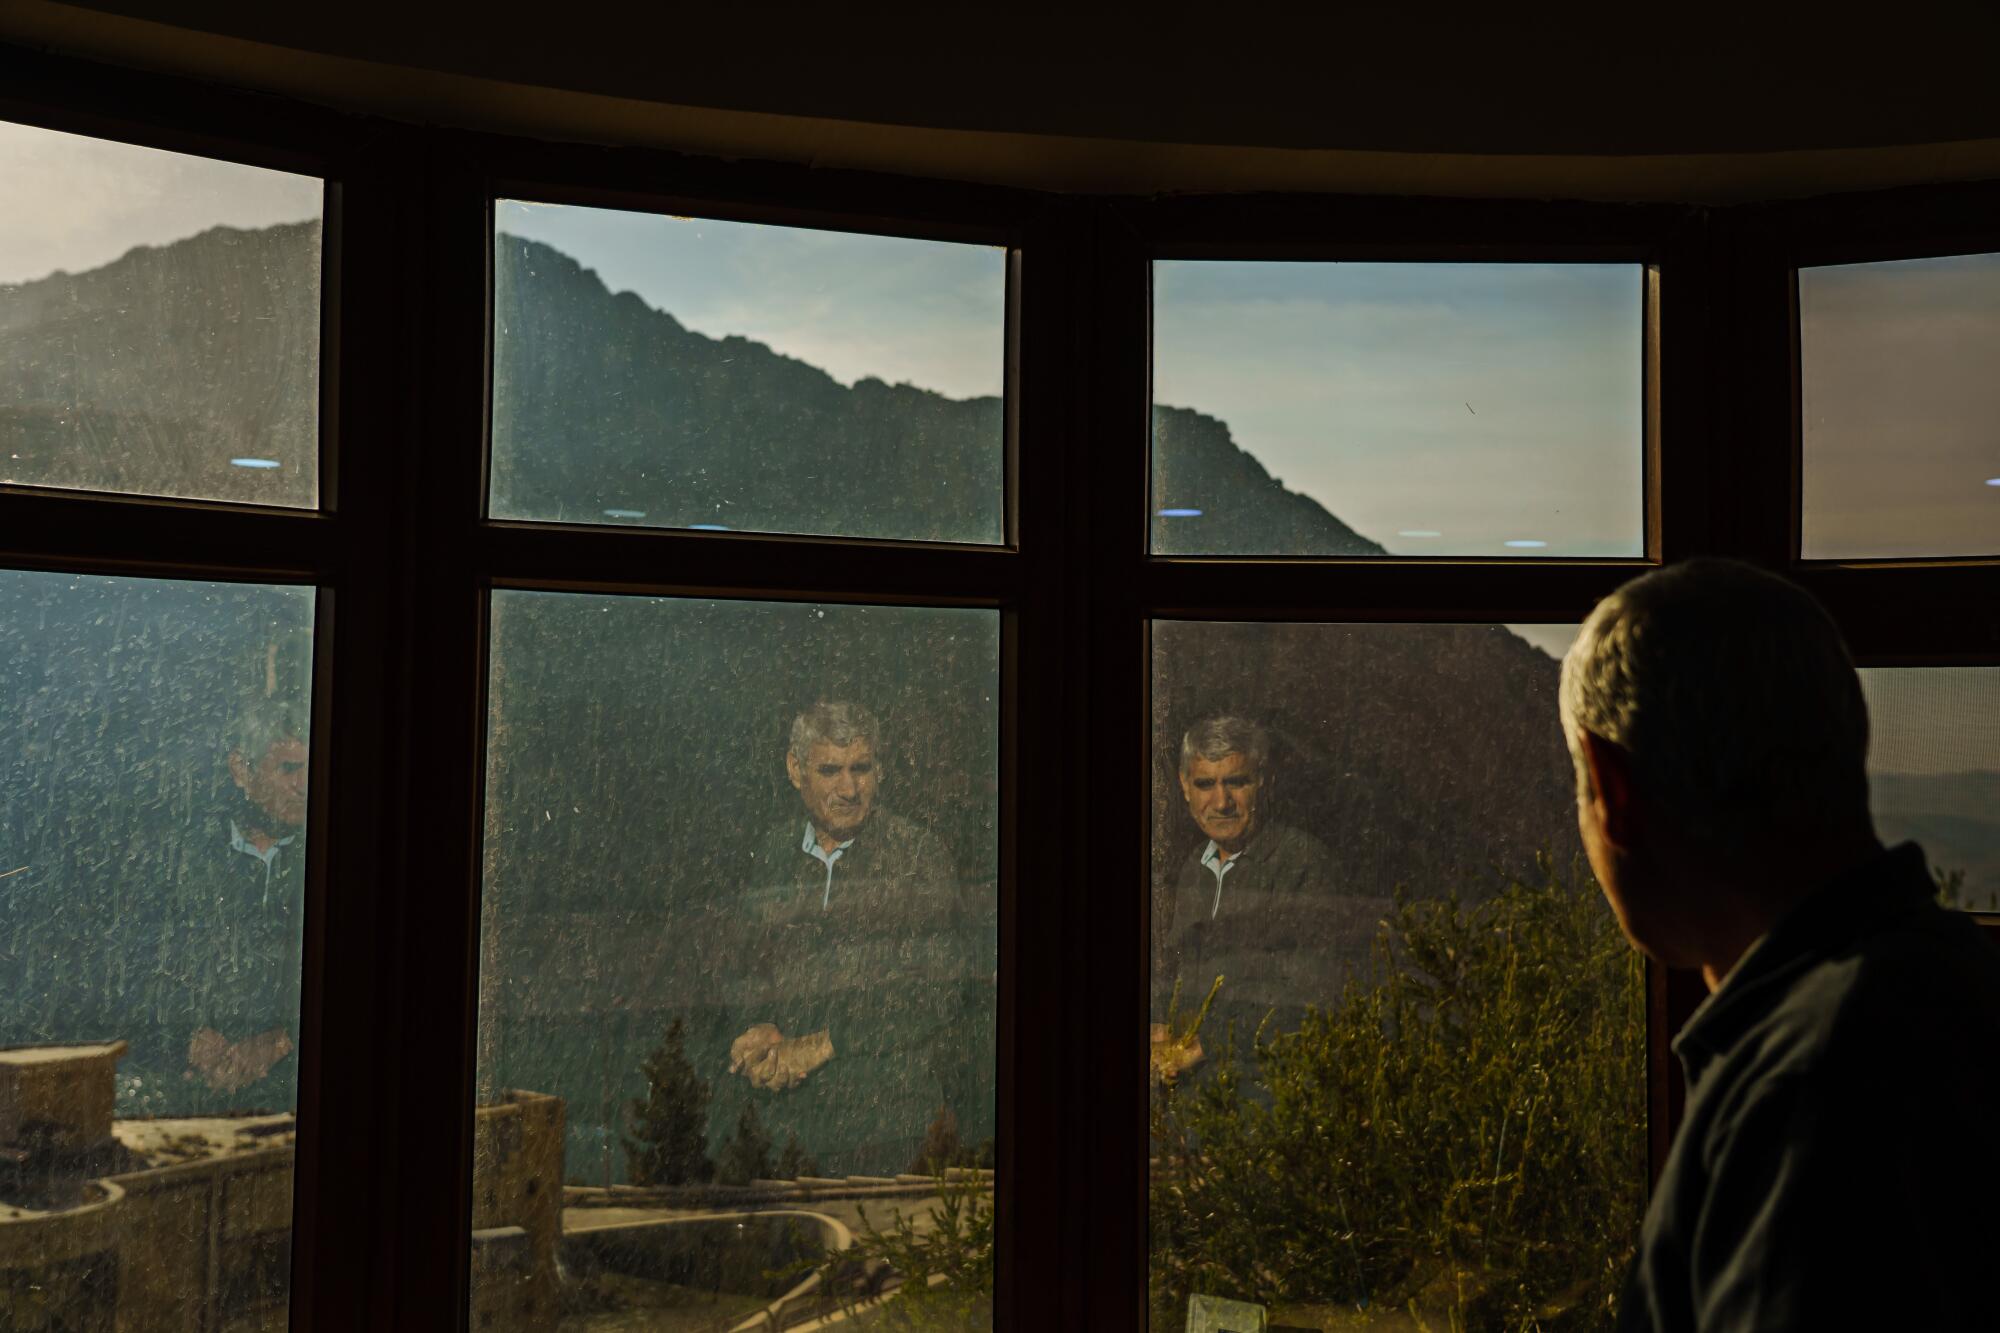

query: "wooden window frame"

left=2, top=39, right=1997, bottom=1332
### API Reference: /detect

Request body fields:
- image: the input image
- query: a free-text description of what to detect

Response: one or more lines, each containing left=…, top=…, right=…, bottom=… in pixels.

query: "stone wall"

left=0, top=1091, right=566, bottom=1332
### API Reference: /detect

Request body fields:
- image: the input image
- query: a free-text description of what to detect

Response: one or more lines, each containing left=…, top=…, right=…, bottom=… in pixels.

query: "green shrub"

left=1150, top=856, right=1645, bottom=1332
left=827, top=1169, right=994, bottom=1331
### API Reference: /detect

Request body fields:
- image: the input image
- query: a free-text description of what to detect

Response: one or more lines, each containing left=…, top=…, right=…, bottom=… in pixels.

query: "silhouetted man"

left=696, top=700, right=978, bottom=1174
left=1151, top=714, right=1342, bottom=1079
left=1560, top=560, right=2000, bottom=1332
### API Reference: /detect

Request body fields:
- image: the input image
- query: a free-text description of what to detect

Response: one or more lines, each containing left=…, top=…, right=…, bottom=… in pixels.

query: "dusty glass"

left=1151, top=261, right=1645, bottom=557
left=1800, top=253, right=2000, bottom=559
left=0, top=119, right=324, bottom=506
left=489, top=202, right=1008, bottom=543
left=472, top=592, right=998, bottom=1329
left=0, top=570, right=314, bottom=1326
left=1860, top=666, right=2000, bottom=909
left=1147, top=620, right=1645, bottom=1330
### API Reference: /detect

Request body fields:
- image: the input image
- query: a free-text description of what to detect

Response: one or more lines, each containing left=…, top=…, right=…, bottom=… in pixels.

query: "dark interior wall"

left=37, top=0, right=2000, bottom=157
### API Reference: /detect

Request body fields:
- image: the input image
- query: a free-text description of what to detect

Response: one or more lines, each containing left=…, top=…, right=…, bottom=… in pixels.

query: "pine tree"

left=909, top=1105, right=971, bottom=1175
left=622, top=1018, right=714, bottom=1186
left=776, top=1133, right=821, bottom=1180
left=717, top=1100, right=775, bottom=1186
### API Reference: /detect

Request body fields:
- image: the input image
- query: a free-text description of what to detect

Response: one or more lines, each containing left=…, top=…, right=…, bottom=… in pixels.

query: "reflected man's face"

left=787, top=739, right=878, bottom=841
left=1180, top=752, right=1262, bottom=853
left=231, top=736, right=308, bottom=831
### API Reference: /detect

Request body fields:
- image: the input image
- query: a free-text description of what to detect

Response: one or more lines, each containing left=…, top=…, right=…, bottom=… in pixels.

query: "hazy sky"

left=1156, top=261, right=1645, bottom=557
left=0, top=119, right=320, bottom=287
left=496, top=200, right=1006, bottom=401
left=1801, top=253, right=2000, bottom=559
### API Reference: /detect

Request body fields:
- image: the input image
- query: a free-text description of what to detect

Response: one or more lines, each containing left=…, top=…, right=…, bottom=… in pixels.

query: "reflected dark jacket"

left=1153, top=820, right=1353, bottom=1045
left=1619, top=842, right=2000, bottom=1332
left=12, top=814, right=304, bottom=1118
left=123, top=820, right=305, bottom=1117
left=680, top=810, right=992, bottom=1175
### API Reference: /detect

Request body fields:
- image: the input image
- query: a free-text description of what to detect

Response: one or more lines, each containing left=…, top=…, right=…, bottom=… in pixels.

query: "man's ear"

left=228, top=749, right=251, bottom=793
left=1579, top=730, right=1641, bottom=852
left=785, top=750, right=804, bottom=791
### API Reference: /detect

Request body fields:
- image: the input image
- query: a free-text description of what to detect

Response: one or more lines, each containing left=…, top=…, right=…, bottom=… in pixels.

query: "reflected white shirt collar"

left=801, top=819, right=856, bottom=910
left=228, top=820, right=297, bottom=867
left=228, top=820, right=297, bottom=907
left=1198, top=839, right=1246, bottom=919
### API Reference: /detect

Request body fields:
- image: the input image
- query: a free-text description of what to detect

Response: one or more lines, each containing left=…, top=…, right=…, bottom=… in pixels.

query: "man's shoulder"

left=1729, top=903, right=2000, bottom=1102
left=747, top=819, right=805, bottom=866
left=1814, top=904, right=2000, bottom=1045
left=1262, top=820, right=1333, bottom=859
left=1255, top=821, right=1337, bottom=883
left=864, top=810, right=949, bottom=862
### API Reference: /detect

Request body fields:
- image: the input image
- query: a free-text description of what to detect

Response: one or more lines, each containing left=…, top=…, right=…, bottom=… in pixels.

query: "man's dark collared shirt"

left=1619, top=842, right=2000, bottom=1332
left=676, top=809, right=990, bottom=1175
left=1153, top=820, right=1366, bottom=1044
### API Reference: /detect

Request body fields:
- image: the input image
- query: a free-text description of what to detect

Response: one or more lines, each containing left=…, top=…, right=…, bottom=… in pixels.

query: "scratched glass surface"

left=0, top=119, right=324, bottom=506
left=1150, top=261, right=1645, bottom=557
left=489, top=201, right=1008, bottom=543
left=1859, top=667, right=2000, bottom=910
left=1800, top=253, right=2000, bottom=559
left=1146, top=621, right=1646, bottom=1330
left=472, top=592, right=998, bottom=1329
left=0, top=570, right=313, bottom=1327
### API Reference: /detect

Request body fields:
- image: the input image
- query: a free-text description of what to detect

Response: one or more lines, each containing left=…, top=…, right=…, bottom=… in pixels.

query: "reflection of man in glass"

left=188, top=694, right=309, bottom=1097
left=1153, top=715, right=1338, bottom=1078
left=731, top=701, right=950, bottom=1089
left=706, top=700, right=973, bottom=1174
left=123, top=638, right=310, bottom=1115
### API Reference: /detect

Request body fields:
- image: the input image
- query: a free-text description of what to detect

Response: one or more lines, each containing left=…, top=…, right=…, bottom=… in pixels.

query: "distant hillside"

left=1152, top=404, right=1384, bottom=555
left=493, top=234, right=1005, bottom=540
left=0, top=221, right=1392, bottom=554
left=0, top=221, right=320, bottom=505
left=493, top=234, right=1377, bottom=551
left=1872, top=770, right=2000, bottom=907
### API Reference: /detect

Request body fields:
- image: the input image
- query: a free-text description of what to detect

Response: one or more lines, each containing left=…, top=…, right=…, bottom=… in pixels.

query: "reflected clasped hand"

left=187, top=1026, right=293, bottom=1094
left=1149, top=1022, right=1204, bottom=1083
left=729, top=1023, right=834, bottom=1091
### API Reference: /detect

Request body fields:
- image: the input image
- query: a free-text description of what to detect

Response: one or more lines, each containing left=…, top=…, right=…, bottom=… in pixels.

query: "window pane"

left=0, top=120, right=323, bottom=506
left=1151, top=262, right=1644, bottom=557
left=474, top=593, right=998, bottom=1328
left=490, top=203, right=1007, bottom=543
left=1800, top=253, right=2000, bottom=559
left=0, top=570, right=314, bottom=1325
left=1148, top=621, right=1645, bottom=1330
left=1860, top=667, right=2000, bottom=909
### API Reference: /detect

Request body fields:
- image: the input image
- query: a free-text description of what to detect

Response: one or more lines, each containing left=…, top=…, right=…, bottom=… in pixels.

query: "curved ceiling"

left=11, top=0, right=2000, bottom=201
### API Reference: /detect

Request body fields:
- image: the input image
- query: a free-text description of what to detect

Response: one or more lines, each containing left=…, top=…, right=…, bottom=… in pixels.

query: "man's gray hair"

left=1180, top=714, right=1270, bottom=774
left=789, top=700, right=881, bottom=764
left=225, top=696, right=308, bottom=762
left=1559, top=559, right=1870, bottom=850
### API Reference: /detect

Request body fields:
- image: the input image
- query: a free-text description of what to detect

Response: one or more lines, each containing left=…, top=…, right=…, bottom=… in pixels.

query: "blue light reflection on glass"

left=1986, top=478, right=2000, bottom=487
left=1503, top=539, right=1549, bottom=549
left=601, top=508, right=647, bottom=519
left=690, top=523, right=731, bottom=531
left=1157, top=508, right=1203, bottom=518
left=229, top=458, right=281, bottom=469
left=1398, top=529, right=1443, bottom=538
